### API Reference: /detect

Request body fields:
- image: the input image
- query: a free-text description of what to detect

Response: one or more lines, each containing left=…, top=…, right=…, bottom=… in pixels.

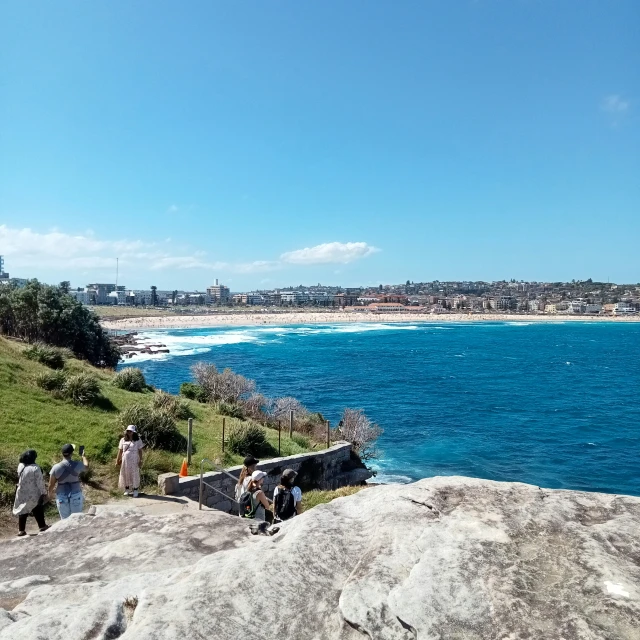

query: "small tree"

left=191, top=362, right=256, bottom=404
left=337, top=408, right=382, bottom=461
left=150, top=286, right=158, bottom=306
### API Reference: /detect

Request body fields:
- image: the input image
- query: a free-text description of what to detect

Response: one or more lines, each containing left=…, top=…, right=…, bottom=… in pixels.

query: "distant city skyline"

left=1, top=2, right=638, bottom=288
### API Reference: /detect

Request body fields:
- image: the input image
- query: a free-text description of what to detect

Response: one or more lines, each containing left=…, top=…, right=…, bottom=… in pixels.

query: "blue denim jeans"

left=56, top=492, right=84, bottom=519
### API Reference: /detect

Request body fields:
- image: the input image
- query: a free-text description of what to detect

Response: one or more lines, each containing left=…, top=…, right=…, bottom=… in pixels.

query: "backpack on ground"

left=274, top=487, right=296, bottom=521
left=239, top=490, right=259, bottom=519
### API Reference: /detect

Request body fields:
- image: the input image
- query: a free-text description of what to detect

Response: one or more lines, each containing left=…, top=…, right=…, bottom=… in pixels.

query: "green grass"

left=301, top=485, right=367, bottom=511
left=0, top=336, right=317, bottom=515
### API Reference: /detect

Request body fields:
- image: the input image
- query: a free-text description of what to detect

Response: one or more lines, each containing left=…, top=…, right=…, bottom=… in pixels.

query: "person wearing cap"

left=244, top=470, right=272, bottom=521
left=48, top=444, right=88, bottom=519
left=116, top=425, right=144, bottom=497
left=272, top=469, right=303, bottom=522
left=235, top=455, right=260, bottom=509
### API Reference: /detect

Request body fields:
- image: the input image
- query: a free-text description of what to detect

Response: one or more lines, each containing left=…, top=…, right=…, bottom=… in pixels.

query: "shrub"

left=336, top=408, right=382, bottom=461
left=217, top=402, right=245, bottom=419
left=62, top=373, right=101, bottom=406
left=151, top=391, right=194, bottom=420
left=24, top=342, right=68, bottom=369
left=291, top=433, right=311, bottom=449
left=180, top=382, right=209, bottom=402
left=36, top=369, right=67, bottom=392
left=227, top=422, right=268, bottom=456
left=117, top=403, right=187, bottom=452
left=191, top=362, right=256, bottom=403
left=113, top=367, right=147, bottom=392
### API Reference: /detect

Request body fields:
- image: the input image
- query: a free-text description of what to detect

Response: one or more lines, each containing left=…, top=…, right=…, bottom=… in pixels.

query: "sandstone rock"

left=0, top=477, right=638, bottom=639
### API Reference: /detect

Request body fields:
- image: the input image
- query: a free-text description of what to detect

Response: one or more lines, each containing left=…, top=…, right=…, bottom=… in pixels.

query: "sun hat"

left=126, top=425, right=137, bottom=433
left=61, top=444, right=74, bottom=456
left=243, top=455, right=259, bottom=467
left=282, top=469, right=298, bottom=481
left=250, top=470, right=267, bottom=482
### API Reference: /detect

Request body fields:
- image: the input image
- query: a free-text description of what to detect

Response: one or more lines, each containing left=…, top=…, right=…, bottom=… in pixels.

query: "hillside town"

left=1, top=255, right=638, bottom=316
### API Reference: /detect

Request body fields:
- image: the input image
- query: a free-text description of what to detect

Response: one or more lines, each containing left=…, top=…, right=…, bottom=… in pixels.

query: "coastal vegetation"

left=0, top=336, right=317, bottom=524
left=0, top=280, right=120, bottom=367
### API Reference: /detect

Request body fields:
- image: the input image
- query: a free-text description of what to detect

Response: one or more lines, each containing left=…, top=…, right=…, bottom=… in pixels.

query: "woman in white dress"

left=116, top=425, right=144, bottom=497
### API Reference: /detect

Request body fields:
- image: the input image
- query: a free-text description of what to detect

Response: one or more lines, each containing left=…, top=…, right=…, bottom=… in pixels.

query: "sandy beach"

left=101, top=311, right=640, bottom=331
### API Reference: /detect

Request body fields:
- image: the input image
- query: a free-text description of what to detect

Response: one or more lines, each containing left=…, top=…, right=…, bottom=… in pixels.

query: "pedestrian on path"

left=49, top=444, right=88, bottom=519
left=13, top=449, right=50, bottom=536
left=116, top=425, right=144, bottom=497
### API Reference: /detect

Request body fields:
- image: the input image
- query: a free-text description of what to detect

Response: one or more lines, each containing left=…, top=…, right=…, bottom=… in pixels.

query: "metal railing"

left=198, top=458, right=241, bottom=511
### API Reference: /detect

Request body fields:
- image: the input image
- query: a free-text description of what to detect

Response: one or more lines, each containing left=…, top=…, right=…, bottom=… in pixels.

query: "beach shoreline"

left=101, top=311, right=640, bottom=331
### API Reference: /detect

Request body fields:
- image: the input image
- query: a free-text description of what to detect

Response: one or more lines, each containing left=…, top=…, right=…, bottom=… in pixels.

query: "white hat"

left=126, top=425, right=137, bottom=433
left=250, top=470, right=267, bottom=482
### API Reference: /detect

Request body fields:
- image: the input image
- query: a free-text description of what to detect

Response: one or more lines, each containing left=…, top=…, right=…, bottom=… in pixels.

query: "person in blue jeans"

left=48, top=444, right=88, bottom=519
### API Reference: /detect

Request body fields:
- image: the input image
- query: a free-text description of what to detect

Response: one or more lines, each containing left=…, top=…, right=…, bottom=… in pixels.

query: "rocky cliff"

left=0, top=476, right=638, bottom=639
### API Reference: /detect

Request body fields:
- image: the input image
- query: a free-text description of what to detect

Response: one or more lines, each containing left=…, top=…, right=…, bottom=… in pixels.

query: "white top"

left=273, top=486, right=302, bottom=508
left=235, top=476, right=252, bottom=502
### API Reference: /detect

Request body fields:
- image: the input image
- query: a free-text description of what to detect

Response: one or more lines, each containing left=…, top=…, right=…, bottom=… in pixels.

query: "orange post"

left=179, top=458, right=189, bottom=477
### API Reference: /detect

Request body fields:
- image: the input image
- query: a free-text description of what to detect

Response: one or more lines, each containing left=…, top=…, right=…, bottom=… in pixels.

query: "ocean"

left=119, top=322, right=640, bottom=496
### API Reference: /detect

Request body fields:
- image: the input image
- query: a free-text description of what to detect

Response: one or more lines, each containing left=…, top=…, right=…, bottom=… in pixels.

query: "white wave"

left=370, top=473, right=413, bottom=484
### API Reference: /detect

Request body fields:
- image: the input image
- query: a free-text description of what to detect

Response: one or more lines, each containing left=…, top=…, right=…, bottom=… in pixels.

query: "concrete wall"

left=158, top=441, right=372, bottom=514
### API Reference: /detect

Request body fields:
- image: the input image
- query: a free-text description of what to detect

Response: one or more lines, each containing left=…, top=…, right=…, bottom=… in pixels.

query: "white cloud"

left=601, top=94, right=630, bottom=114
left=0, top=225, right=379, bottom=283
left=280, top=242, right=379, bottom=265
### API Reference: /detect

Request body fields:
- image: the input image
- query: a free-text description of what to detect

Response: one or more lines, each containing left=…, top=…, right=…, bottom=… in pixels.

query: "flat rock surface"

left=0, top=477, right=638, bottom=639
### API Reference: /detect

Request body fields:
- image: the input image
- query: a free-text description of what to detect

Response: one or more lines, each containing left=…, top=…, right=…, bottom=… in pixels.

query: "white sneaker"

left=132, top=490, right=139, bottom=498
left=123, top=490, right=130, bottom=496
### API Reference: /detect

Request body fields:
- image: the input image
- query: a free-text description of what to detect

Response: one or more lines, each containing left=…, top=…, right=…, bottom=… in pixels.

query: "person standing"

left=13, top=449, right=50, bottom=536
left=273, top=469, right=303, bottom=522
left=49, top=444, right=88, bottom=519
left=116, top=425, right=144, bottom=497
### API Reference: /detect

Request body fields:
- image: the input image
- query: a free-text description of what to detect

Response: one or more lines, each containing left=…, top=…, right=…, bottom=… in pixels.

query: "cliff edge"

left=0, top=476, right=638, bottom=639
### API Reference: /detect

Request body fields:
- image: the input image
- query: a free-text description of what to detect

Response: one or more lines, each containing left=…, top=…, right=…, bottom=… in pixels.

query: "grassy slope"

left=0, top=336, right=314, bottom=510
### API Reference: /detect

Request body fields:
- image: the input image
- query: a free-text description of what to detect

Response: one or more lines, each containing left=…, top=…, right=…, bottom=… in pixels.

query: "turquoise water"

left=121, top=322, right=640, bottom=496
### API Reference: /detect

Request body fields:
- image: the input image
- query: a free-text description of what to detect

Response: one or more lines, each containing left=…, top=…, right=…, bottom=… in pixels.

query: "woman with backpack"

left=273, top=468, right=303, bottom=522
left=13, top=449, right=50, bottom=537
left=240, top=470, right=272, bottom=521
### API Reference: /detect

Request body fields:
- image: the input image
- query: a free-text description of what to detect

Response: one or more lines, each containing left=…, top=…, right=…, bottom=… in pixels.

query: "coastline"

left=101, top=311, right=640, bottom=331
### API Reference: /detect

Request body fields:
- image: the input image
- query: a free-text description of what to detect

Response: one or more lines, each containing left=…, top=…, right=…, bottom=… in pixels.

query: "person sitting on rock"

left=13, top=449, right=50, bottom=537
left=240, top=470, right=271, bottom=521
left=273, top=468, right=303, bottom=522
left=49, top=444, right=88, bottom=519
left=116, top=425, right=144, bottom=497
left=235, top=455, right=259, bottom=511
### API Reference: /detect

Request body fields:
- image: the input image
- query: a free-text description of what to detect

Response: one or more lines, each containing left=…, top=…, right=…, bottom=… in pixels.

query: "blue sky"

left=1, top=1, right=638, bottom=290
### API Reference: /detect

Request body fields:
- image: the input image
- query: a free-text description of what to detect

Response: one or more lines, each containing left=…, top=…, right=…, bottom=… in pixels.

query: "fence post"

left=222, top=417, right=226, bottom=453
left=326, top=420, right=330, bottom=449
left=187, top=418, right=193, bottom=465
left=289, top=410, right=294, bottom=438
left=278, top=420, right=281, bottom=456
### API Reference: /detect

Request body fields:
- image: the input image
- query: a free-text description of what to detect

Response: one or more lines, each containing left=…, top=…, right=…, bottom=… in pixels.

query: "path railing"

left=198, top=458, right=240, bottom=511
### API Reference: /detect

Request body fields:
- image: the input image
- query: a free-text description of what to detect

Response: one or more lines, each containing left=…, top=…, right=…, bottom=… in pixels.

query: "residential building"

left=0, top=255, right=7, bottom=279
left=368, top=303, right=406, bottom=312
left=206, top=279, right=230, bottom=303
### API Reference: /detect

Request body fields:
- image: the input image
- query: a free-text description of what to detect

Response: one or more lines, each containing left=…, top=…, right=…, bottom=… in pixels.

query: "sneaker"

left=132, top=490, right=139, bottom=498
left=17, top=531, right=27, bottom=537
left=123, top=490, right=130, bottom=496
left=39, top=525, right=50, bottom=533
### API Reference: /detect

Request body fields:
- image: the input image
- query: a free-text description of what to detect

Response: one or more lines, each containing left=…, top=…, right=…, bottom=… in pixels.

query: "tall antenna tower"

left=116, top=258, right=119, bottom=289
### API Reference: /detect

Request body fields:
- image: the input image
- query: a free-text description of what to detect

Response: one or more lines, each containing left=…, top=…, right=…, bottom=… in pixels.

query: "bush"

left=36, top=369, right=67, bottom=392
left=291, top=433, right=311, bottom=449
left=113, top=367, right=147, bottom=392
left=117, top=403, right=188, bottom=453
left=191, top=362, right=256, bottom=403
left=217, top=402, right=245, bottom=419
left=24, top=342, right=69, bottom=369
left=180, top=382, right=208, bottom=402
left=227, top=422, right=268, bottom=456
left=62, top=373, right=101, bottom=406
left=151, top=391, right=194, bottom=420
left=336, top=408, right=382, bottom=461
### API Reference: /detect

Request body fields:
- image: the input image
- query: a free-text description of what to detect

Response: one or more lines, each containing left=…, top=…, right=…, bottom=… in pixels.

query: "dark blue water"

left=121, top=322, right=640, bottom=495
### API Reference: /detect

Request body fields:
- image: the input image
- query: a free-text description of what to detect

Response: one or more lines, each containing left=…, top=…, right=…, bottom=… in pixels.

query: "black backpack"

left=274, top=487, right=296, bottom=521
left=238, top=491, right=260, bottom=518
